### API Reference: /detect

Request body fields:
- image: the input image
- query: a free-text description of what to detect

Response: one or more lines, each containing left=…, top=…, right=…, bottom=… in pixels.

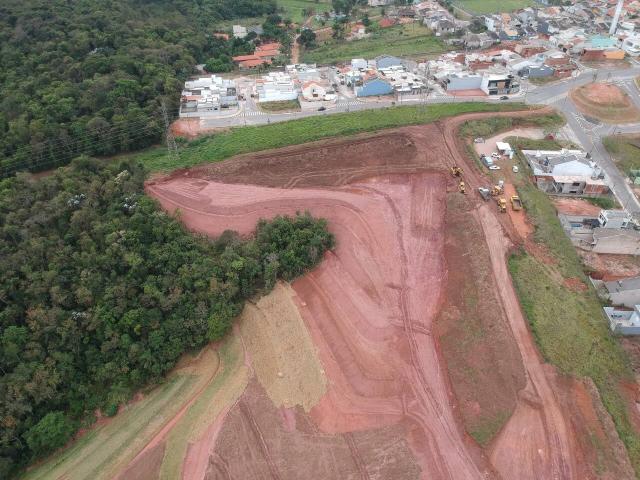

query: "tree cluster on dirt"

left=0, top=157, right=334, bottom=477
left=0, top=0, right=277, bottom=176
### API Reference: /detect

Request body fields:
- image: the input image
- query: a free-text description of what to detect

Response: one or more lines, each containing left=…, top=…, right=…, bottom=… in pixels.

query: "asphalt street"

left=197, top=65, right=640, bottom=214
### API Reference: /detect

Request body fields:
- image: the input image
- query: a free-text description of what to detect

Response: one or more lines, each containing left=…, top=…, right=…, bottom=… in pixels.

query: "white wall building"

left=256, top=72, right=299, bottom=103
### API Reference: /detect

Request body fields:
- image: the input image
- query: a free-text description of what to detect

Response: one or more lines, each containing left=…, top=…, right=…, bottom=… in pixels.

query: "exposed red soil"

left=170, top=118, right=219, bottom=139
left=553, top=197, right=602, bottom=216
left=576, top=83, right=628, bottom=107
left=580, top=250, right=640, bottom=280
left=144, top=108, right=628, bottom=479
left=571, top=83, right=640, bottom=124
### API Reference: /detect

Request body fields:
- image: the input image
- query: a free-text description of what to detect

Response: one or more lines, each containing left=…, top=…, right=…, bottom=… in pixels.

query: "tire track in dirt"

left=144, top=107, right=589, bottom=480
left=238, top=399, right=282, bottom=480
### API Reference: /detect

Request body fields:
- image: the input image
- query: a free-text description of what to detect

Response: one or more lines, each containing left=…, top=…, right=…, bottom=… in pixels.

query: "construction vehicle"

left=511, top=195, right=523, bottom=211
left=450, top=166, right=463, bottom=177
left=478, top=187, right=491, bottom=201
left=458, top=181, right=466, bottom=194
left=497, top=197, right=507, bottom=213
left=490, top=180, right=505, bottom=196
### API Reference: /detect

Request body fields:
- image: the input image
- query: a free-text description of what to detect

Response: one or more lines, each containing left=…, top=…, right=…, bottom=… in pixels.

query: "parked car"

left=489, top=165, right=501, bottom=170
left=474, top=137, right=485, bottom=143
left=512, top=165, right=519, bottom=173
left=499, top=96, right=509, bottom=100
left=318, top=106, right=326, bottom=111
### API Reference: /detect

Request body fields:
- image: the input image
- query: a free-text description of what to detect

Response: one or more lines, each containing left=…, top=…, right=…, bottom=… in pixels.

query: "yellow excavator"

left=497, top=197, right=507, bottom=213
left=459, top=181, right=466, bottom=194
left=450, top=166, right=463, bottom=177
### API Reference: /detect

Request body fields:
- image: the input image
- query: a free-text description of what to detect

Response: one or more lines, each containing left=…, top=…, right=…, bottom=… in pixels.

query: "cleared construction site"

left=29, top=110, right=636, bottom=480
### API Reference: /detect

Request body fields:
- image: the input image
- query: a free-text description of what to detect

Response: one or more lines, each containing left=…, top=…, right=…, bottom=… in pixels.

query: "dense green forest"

left=0, top=0, right=279, bottom=176
left=0, top=157, right=334, bottom=476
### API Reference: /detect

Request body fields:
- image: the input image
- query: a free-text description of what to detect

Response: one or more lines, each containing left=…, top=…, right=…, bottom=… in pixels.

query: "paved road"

left=199, top=65, right=640, bottom=214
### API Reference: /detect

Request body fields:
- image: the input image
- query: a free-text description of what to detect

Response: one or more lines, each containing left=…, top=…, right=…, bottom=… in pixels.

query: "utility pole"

left=161, top=99, right=179, bottom=163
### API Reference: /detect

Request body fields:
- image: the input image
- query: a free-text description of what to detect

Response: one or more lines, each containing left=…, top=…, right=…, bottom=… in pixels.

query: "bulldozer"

left=497, top=197, right=507, bottom=213
left=490, top=180, right=505, bottom=196
left=458, top=181, right=466, bottom=194
left=450, top=166, right=463, bottom=177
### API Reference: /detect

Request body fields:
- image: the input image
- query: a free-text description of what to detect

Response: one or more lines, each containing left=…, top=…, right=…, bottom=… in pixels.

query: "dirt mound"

left=578, top=83, right=628, bottom=107
left=571, top=83, right=640, bottom=124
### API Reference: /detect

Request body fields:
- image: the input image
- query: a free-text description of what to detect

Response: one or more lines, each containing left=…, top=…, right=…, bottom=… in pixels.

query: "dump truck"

left=511, top=195, right=523, bottom=211
left=450, top=166, right=463, bottom=177
left=497, top=197, right=507, bottom=213
left=459, top=181, right=466, bottom=194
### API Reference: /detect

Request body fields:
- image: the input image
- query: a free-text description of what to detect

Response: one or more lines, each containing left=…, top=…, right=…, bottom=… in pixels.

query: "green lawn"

left=457, top=116, right=640, bottom=474
left=452, top=0, right=536, bottom=14
left=301, top=24, right=448, bottom=64
left=135, top=102, right=531, bottom=172
left=258, top=99, right=301, bottom=112
left=507, top=150, right=640, bottom=476
left=278, top=0, right=331, bottom=23
left=603, top=135, right=640, bottom=177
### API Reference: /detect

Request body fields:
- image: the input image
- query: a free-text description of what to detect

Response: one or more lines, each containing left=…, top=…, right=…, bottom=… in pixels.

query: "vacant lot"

left=259, top=99, right=301, bottom=112
left=301, top=24, right=448, bottom=64
left=604, top=134, right=640, bottom=176
left=571, top=83, right=640, bottom=124
left=279, top=0, right=331, bottom=23
left=453, top=0, right=536, bottom=14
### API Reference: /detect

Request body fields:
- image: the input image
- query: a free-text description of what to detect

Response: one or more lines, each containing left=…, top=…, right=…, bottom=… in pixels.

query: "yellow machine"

left=497, top=197, right=507, bottom=212
left=459, top=181, right=466, bottom=194
left=450, top=166, right=463, bottom=177
left=510, top=195, right=523, bottom=211
left=490, top=185, right=504, bottom=196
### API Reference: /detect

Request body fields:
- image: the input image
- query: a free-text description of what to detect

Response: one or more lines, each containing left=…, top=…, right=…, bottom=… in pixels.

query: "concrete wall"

left=610, top=290, right=640, bottom=309
left=593, top=235, right=640, bottom=254
left=445, top=75, right=482, bottom=91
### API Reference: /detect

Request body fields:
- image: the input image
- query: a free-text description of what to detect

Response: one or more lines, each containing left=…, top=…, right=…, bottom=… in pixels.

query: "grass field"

left=458, top=116, right=640, bottom=474
left=506, top=150, right=640, bottom=475
left=22, top=348, right=220, bottom=480
left=452, top=0, right=536, bottom=14
left=278, top=0, right=331, bottom=23
left=301, top=24, right=448, bottom=64
left=135, top=102, right=531, bottom=172
left=603, top=135, right=640, bottom=176
left=259, top=99, right=301, bottom=112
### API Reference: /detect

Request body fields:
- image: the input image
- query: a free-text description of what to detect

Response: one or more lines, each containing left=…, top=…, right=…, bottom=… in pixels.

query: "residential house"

left=441, top=72, right=483, bottom=92
left=604, top=276, right=640, bottom=308
left=232, top=43, right=281, bottom=70
left=375, top=55, right=404, bottom=69
left=603, top=305, right=640, bottom=335
left=301, top=81, right=328, bottom=101
left=232, top=25, right=247, bottom=39
left=523, top=149, right=610, bottom=197
left=598, top=209, right=632, bottom=229
left=179, top=75, right=238, bottom=116
left=480, top=73, right=519, bottom=95
left=255, top=72, right=299, bottom=102
left=355, top=76, right=394, bottom=97
left=622, top=35, right=640, bottom=56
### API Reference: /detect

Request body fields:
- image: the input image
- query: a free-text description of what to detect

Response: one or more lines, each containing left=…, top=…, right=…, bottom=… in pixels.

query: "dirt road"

left=143, top=108, right=610, bottom=479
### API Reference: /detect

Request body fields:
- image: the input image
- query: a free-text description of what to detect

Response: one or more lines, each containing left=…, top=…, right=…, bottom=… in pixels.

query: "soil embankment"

left=139, top=108, right=630, bottom=479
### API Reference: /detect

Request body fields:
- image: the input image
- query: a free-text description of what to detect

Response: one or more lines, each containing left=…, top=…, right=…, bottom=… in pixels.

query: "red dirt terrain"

left=145, top=109, right=631, bottom=479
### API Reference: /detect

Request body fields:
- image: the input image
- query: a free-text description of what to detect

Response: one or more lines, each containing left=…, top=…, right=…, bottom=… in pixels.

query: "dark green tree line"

left=0, top=157, right=334, bottom=476
left=0, top=0, right=277, bottom=176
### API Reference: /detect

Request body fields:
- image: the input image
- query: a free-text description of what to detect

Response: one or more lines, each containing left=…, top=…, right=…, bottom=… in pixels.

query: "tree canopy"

left=0, top=0, right=277, bottom=176
left=0, top=157, right=334, bottom=477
